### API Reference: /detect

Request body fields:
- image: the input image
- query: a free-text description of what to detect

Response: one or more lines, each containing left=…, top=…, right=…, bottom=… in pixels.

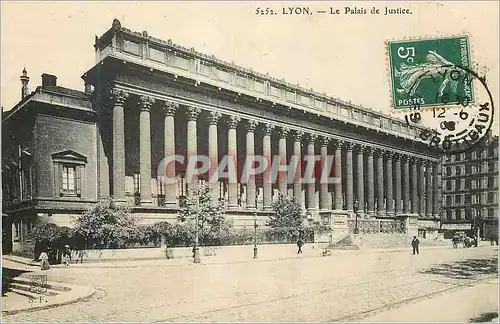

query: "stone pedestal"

left=398, top=214, right=419, bottom=238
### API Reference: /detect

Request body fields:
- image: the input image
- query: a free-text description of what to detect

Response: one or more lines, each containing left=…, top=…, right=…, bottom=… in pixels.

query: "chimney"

left=84, top=82, right=93, bottom=94
left=20, top=67, right=30, bottom=99
left=41, top=73, right=57, bottom=87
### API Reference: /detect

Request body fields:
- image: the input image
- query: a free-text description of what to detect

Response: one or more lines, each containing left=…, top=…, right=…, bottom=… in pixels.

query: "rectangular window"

left=488, top=192, right=494, bottom=203
left=60, top=165, right=79, bottom=196
left=455, top=195, right=462, bottom=204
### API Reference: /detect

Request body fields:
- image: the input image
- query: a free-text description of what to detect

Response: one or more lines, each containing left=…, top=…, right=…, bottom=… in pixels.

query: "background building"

left=441, top=132, right=499, bottom=240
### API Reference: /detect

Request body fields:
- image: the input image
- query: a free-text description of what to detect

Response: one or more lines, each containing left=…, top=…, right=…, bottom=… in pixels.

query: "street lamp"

left=253, top=212, right=258, bottom=259
left=193, top=194, right=201, bottom=264
left=353, top=198, right=359, bottom=234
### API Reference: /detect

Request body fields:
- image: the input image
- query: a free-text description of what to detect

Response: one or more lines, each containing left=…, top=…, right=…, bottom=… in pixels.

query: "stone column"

left=245, top=120, right=258, bottom=209
left=386, top=152, right=394, bottom=215
left=186, top=106, right=201, bottom=193
left=366, top=147, right=375, bottom=215
left=227, top=116, right=240, bottom=208
left=319, top=137, right=331, bottom=210
left=344, top=143, right=354, bottom=212
left=411, top=158, right=418, bottom=214
left=426, top=161, right=433, bottom=217
left=375, top=149, right=385, bottom=215
left=278, top=127, right=290, bottom=194
left=139, top=95, right=155, bottom=205
left=262, top=123, right=274, bottom=209
left=306, top=134, right=317, bottom=212
left=403, top=155, right=411, bottom=214
left=394, top=154, right=402, bottom=215
left=162, top=101, right=178, bottom=206
left=433, top=161, right=441, bottom=217
left=208, top=111, right=221, bottom=203
left=419, top=160, right=426, bottom=216
left=333, top=140, right=343, bottom=210
left=110, top=88, right=128, bottom=201
left=354, top=145, right=365, bottom=213
left=293, top=130, right=304, bottom=207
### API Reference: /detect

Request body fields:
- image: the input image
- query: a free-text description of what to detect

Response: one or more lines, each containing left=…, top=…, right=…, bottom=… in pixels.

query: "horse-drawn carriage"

left=452, top=232, right=478, bottom=248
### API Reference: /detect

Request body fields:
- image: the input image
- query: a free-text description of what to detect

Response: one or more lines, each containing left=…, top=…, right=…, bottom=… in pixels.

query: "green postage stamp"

left=388, top=36, right=474, bottom=109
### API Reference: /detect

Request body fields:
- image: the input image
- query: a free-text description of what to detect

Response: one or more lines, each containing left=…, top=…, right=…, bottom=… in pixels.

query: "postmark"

left=388, top=36, right=474, bottom=109
left=403, top=64, right=493, bottom=154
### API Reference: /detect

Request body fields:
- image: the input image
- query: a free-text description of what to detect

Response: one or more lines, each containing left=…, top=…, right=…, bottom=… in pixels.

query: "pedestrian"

left=411, top=236, right=420, bottom=255
left=74, top=249, right=85, bottom=264
left=297, top=238, right=304, bottom=254
left=39, top=251, right=50, bottom=270
left=62, top=245, right=71, bottom=266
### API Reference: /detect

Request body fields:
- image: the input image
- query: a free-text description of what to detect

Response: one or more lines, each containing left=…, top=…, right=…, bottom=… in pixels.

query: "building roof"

left=2, top=85, right=91, bottom=122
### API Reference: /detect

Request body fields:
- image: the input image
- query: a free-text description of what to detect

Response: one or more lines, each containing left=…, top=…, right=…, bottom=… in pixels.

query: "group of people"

left=38, top=245, right=85, bottom=270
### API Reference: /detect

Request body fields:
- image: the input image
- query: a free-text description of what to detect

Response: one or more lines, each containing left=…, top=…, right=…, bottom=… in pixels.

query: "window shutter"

left=57, top=164, right=63, bottom=196
left=76, top=166, right=82, bottom=196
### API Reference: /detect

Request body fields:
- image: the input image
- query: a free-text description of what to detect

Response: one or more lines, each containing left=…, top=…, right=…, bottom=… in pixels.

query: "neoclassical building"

left=2, top=19, right=443, bottom=254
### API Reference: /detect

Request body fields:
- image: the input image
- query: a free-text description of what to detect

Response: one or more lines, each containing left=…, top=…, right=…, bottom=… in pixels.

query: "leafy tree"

left=268, top=193, right=309, bottom=242
left=73, top=198, right=137, bottom=249
left=178, top=184, right=228, bottom=245
left=32, top=223, right=73, bottom=263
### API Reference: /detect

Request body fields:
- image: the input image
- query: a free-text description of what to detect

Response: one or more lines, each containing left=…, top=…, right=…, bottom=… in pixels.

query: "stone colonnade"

left=108, top=88, right=441, bottom=217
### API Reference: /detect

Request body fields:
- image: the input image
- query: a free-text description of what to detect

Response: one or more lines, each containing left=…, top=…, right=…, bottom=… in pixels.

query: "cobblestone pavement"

left=2, top=246, right=498, bottom=322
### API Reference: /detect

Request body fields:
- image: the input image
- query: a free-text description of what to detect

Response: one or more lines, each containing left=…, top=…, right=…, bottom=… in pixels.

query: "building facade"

left=441, top=134, right=499, bottom=239
left=2, top=19, right=443, bottom=254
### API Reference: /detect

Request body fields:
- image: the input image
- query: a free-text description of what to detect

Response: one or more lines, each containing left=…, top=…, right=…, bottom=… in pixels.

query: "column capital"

left=307, top=133, right=318, bottom=144
left=424, top=159, right=434, bottom=166
left=386, top=151, right=395, bottom=159
left=400, top=154, right=410, bottom=162
left=227, top=115, right=241, bottom=129
left=353, top=144, right=364, bottom=153
left=208, top=111, right=222, bottom=125
left=342, top=142, right=354, bottom=151
left=393, top=153, right=402, bottom=161
left=364, top=146, right=374, bottom=156
left=279, top=127, right=290, bottom=139
left=109, top=88, right=129, bottom=106
left=332, top=139, right=343, bottom=150
left=294, top=129, right=305, bottom=141
left=139, top=95, right=155, bottom=112
left=262, top=123, right=275, bottom=135
left=246, top=119, right=259, bottom=132
left=187, top=106, right=202, bottom=121
left=374, top=148, right=385, bottom=157
left=320, top=136, right=331, bottom=147
left=161, top=100, right=178, bottom=116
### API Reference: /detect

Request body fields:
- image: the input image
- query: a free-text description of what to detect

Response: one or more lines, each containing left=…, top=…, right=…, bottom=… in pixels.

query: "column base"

left=164, top=201, right=179, bottom=208
left=140, top=200, right=153, bottom=206
left=114, top=198, right=127, bottom=206
left=227, top=204, right=240, bottom=209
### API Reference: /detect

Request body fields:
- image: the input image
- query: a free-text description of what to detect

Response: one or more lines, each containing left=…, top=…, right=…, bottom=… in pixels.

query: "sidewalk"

left=1, top=275, right=95, bottom=315
left=2, top=244, right=461, bottom=269
left=358, top=277, right=499, bottom=322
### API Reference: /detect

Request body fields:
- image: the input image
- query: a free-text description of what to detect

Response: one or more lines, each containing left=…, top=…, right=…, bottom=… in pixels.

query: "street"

left=2, top=246, right=498, bottom=322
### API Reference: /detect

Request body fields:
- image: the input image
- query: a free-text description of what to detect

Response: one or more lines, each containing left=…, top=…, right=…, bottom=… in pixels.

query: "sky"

left=1, top=1, right=498, bottom=132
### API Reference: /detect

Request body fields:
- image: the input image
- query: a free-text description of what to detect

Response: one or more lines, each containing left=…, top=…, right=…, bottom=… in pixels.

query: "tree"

left=178, top=184, right=228, bottom=245
left=32, top=223, right=73, bottom=263
left=73, top=198, right=137, bottom=249
left=268, top=193, right=308, bottom=242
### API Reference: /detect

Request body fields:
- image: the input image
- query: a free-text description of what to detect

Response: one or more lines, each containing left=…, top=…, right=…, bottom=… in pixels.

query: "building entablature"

left=86, top=19, right=432, bottom=144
